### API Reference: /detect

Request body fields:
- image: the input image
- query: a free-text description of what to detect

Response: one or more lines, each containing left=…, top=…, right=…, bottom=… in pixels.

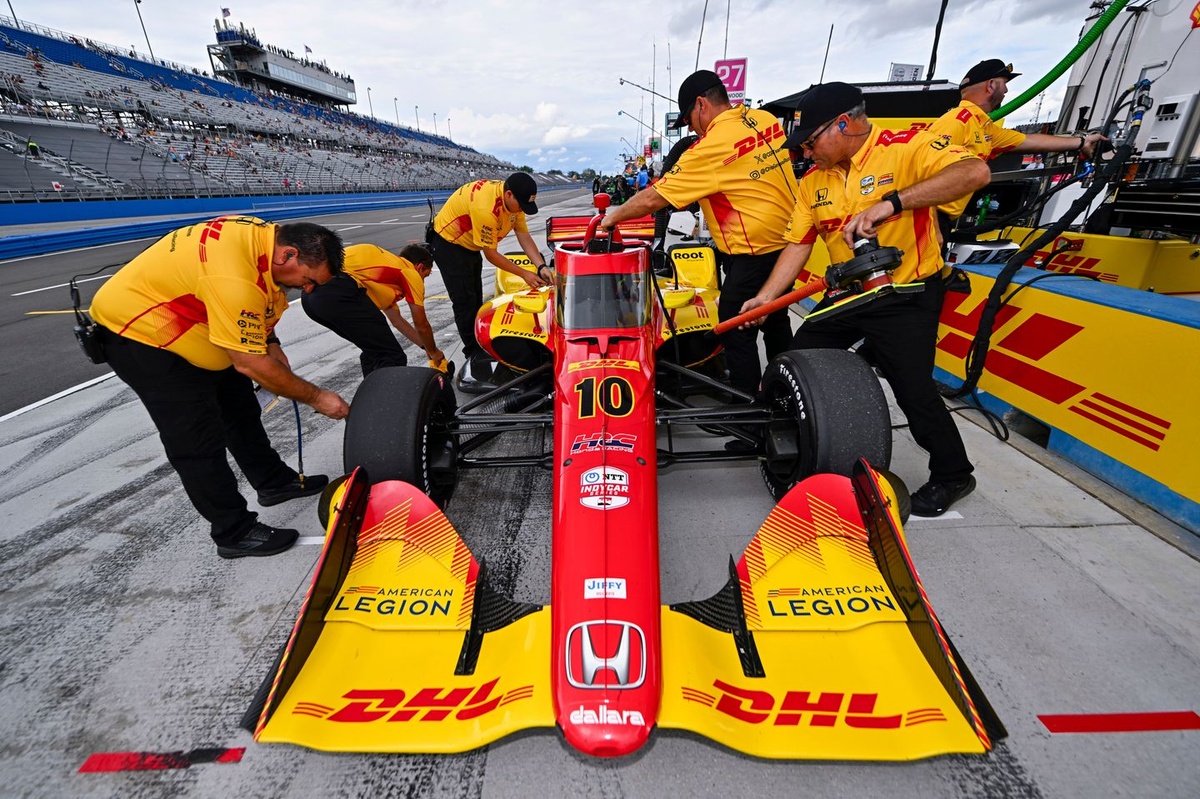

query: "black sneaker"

left=257, top=474, right=329, bottom=507
left=910, top=476, right=976, bottom=517
left=455, top=358, right=499, bottom=395
left=217, top=522, right=299, bottom=559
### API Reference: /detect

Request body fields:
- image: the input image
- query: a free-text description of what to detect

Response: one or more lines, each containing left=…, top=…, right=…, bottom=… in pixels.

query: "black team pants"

left=429, top=234, right=487, bottom=364
left=301, top=274, right=407, bottom=377
left=789, top=277, right=973, bottom=484
left=100, top=328, right=298, bottom=545
left=716, top=250, right=793, bottom=395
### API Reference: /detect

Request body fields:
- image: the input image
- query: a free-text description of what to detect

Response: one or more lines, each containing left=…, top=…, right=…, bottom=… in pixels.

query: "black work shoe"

left=910, top=475, right=976, bottom=517
left=257, top=474, right=329, bottom=507
left=217, top=522, right=299, bottom=559
left=455, top=373, right=499, bottom=395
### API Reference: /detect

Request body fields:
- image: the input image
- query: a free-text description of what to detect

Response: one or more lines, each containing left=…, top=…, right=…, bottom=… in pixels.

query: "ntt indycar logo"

left=579, top=466, right=630, bottom=510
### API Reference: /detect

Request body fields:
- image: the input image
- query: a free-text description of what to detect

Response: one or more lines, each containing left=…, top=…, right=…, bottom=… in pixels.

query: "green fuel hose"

left=989, top=0, right=1131, bottom=121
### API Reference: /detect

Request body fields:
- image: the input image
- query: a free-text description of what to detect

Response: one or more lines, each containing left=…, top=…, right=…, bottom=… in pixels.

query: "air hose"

left=989, top=0, right=1130, bottom=121
left=947, top=80, right=1152, bottom=399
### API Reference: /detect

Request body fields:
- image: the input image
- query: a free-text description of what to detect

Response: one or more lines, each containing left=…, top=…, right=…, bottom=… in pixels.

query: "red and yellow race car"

left=243, top=198, right=1004, bottom=760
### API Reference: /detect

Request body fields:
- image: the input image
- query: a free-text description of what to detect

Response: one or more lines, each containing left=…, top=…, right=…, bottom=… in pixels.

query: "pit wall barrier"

left=935, top=264, right=1200, bottom=534
left=0, top=185, right=579, bottom=261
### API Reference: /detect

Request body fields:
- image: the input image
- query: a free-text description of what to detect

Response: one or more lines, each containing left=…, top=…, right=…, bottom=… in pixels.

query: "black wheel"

left=758, top=349, right=892, bottom=500
left=343, top=366, right=458, bottom=505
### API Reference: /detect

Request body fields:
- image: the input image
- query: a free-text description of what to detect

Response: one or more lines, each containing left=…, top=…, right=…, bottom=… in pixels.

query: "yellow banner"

left=938, top=270, right=1200, bottom=504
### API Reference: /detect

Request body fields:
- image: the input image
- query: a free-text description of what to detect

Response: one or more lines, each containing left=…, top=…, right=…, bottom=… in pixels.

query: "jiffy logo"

left=584, top=578, right=627, bottom=599
left=565, top=620, right=646, bottom=689
left=579, top=466, right=630, bottom=510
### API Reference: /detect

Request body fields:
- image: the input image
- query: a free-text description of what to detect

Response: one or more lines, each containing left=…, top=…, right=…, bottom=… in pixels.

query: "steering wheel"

left=583, top=213, right=624, bottom=253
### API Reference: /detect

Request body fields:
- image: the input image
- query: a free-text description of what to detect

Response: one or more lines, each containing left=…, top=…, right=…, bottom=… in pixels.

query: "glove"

left=428, top=357, right=451, bottom=374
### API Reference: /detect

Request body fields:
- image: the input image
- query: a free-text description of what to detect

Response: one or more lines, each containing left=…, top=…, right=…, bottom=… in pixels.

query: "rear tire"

left=758, top=349, right=891, bottom=500
left=343, top=366, right=458, bottom=505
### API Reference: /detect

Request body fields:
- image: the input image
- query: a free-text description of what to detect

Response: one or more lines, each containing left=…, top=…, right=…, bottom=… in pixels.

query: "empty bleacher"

left=0, top=17, right=569, bottom=205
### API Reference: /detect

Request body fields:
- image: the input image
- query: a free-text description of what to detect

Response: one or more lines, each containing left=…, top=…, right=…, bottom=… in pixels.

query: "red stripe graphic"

left=983, top=350, right=1086, bottom=404
left=1091, top=392, right=1170, bottom=429
left=1039, top=711, right=1200, bottom=734
left=1067, top=406, right=1163, bottom=451
left=1074, top=397, right=1167, bottom=441
left=79, top=747, right=244, bottom=772
left=996, top=312, right=1083, bottom=361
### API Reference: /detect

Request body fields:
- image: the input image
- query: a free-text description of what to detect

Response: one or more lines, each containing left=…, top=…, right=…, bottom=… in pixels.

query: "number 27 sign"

left=715, top=58, right=747, bottom=105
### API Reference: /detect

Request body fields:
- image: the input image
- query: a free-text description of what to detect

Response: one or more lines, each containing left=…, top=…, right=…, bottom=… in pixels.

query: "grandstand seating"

left=0, top=18, right=570, bottom=204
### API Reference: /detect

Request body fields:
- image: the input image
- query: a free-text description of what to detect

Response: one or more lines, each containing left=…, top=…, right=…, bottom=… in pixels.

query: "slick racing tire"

left=758, top=348, right=891, bottom=501
left=343, top=366, right=458, bottom=506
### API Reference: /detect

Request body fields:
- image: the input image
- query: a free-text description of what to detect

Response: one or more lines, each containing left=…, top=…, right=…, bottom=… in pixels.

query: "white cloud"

left=17, top=0, right=1101, bottom=172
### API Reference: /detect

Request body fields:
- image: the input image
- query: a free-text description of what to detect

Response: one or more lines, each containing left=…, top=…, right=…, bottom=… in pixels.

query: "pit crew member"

left=302, top=242, right=446, bottom=376
left=91, top=217, right=348, bottom=559
left=739, top=82, right=990, bottom=517
left=928, top=59, right=1107, bottom=230
left=428, top=172, right=551, bottom=392
left=601, top=69, right=796, bottom=398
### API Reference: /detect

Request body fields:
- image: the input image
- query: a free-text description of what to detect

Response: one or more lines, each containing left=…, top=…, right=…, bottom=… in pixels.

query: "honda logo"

left=565, top=621, right=646, bottom=690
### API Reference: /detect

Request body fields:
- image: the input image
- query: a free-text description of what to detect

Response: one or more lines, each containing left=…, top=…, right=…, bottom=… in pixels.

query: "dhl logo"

left=569, top=359, right=639, bottom=372
left=198, top=218, right=224, bottom=263
left=875, top=129, right=921, bottom=147
left=817, top=216, right=851, bottom=235
left=940, top=294, right=1172, bottom=451
left=1027, top=238, right=1119, bottom=283
left=291, top=679, right=533, bottom=723
left=682, top=680, right=945, bottom=729
left=723, top=122, right=785, bottom=166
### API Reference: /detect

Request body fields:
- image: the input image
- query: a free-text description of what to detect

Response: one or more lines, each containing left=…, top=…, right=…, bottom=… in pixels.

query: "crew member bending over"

left=302, top=242, right=446, bottom=376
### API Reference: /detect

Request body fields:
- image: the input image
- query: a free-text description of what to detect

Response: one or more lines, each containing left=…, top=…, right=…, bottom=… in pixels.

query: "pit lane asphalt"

left=1, top=190, right=1198, bottom=798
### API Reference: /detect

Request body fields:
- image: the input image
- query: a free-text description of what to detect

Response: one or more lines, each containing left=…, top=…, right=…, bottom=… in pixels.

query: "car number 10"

left=575, top=376, right=634, bottom=418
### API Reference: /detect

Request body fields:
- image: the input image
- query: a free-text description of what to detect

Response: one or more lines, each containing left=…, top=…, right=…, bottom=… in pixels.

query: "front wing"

left=249, top=463, right=1002, bottom=759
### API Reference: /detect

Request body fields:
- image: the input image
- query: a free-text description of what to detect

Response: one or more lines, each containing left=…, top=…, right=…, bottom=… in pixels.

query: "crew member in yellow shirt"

left=429, top=172, right=550, bottom=392
left=928, top=59, right=1107, bottom=233
left=91, top=217, right=349, bottom=559
left=601, top=69, right=796, bottom=398
left=302, top=242, right=446, bottom=376
left=740, top=83, right=990, bottom=517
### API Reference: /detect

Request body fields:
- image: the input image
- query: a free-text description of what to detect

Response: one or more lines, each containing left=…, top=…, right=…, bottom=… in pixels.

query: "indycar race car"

left=244, top=197, right=1004, bottom=760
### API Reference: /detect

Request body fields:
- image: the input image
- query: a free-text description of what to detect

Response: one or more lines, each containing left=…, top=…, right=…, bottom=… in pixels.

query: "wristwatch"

left=882, top=190, right=903, bottom=215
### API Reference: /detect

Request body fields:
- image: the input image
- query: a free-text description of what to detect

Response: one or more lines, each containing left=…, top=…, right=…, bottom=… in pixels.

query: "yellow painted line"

left=26, top=310, right=74, bottom=315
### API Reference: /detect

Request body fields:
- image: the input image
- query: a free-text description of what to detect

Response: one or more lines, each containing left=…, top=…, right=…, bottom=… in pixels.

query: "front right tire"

left=343, top=366, right=458, bottom=505
left=758, top=349, right=892, bottom=501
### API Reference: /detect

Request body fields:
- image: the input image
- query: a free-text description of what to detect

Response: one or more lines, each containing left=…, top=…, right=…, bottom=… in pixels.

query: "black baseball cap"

left=783, top=82, right=864, bottom=149
left=670, top=69, right=724, bottom=130
left=960, top=59, right=1020, bottom=88
left=505, top=172, right=538, bottom=215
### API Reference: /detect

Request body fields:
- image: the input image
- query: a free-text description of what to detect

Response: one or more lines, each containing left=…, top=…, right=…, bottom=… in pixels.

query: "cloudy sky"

left=7, top=0, right=1102, bottom=172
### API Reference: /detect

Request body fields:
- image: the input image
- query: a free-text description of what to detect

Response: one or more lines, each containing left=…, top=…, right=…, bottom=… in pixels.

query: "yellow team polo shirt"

left=926, top=100, right=1026, bottom=219
left=433, top=179, right=529, bottom=251
left=784, top=126, right=979, bottom=284
left=653, top=106, right=795, bottom=256
left=91, top=216, right=287, bottom=371
left=343, top=243, right=425, bottom=310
